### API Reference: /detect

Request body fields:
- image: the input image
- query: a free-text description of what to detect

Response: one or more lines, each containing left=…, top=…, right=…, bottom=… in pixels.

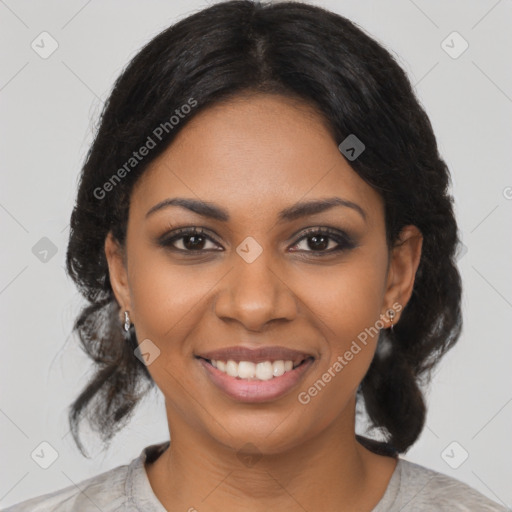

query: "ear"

left=381, top=225, right=423, bottom=326
left=104, top=231, right=132, bottom=320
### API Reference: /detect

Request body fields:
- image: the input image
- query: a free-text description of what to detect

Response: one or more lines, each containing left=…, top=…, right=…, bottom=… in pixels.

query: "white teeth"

left=255, top=361, right=274, bottom=380
left=238, top=361, right=256, bottom=379
left=273, top=360, right=285, bottom=377
left=226, top=360, right=239, bottom=378
left=210, top=359, right=298, bottom=380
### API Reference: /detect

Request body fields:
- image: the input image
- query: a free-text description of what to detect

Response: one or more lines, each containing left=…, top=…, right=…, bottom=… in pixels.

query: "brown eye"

left=290, top=227, right=356, bottom=254
left=157, top=228, right=222, bottom=252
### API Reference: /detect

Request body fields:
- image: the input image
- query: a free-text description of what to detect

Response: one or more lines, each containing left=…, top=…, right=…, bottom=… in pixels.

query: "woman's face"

left=106, top=93, right=422, bottom=455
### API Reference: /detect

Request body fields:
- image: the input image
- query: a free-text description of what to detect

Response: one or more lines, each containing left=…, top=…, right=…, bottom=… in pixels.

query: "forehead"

left=131, top=93, right=383, bottom=225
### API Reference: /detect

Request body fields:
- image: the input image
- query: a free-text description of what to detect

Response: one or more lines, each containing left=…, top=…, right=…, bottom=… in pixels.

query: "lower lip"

left=197, top=357, right=315, bottom=403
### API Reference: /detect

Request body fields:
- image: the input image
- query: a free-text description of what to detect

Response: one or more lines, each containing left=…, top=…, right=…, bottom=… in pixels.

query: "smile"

left=196, top=356, right=315, bottom=403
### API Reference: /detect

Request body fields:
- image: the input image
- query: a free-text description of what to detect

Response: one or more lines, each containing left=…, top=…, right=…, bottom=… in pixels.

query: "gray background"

left=1, top=0, right=511, bottom=508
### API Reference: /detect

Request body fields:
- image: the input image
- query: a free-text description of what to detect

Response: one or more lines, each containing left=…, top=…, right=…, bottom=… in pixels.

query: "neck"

left=145, top=397, right=397, bottom=511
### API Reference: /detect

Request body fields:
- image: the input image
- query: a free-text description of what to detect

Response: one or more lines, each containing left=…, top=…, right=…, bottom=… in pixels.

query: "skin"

left=105, top=93, right=423, bottom=512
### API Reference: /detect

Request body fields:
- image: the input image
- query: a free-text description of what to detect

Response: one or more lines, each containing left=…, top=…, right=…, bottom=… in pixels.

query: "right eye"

left=157, top=227, right=223, bottom=252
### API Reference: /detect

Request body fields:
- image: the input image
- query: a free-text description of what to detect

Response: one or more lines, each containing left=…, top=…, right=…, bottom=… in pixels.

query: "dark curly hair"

left=65, top=0, right=462, bottom=457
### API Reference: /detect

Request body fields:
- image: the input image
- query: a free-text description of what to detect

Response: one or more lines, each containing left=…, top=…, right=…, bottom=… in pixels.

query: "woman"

left=5, top=1, right=506, bottom=510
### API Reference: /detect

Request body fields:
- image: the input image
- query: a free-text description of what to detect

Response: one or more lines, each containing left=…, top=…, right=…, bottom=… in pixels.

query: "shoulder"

left=3, top=462, right=132, bottom=512
left=394, top=458, right=508, bottom=511
left=3, top=441, right=170, bottom=512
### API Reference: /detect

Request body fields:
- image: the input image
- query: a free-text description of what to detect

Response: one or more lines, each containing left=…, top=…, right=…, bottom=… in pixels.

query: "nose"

left=213, top=247, right=298, bottom=332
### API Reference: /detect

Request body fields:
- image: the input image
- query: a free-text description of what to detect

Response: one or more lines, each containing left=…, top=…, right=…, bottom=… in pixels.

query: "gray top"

left=3, top=441, right=507, bottom=511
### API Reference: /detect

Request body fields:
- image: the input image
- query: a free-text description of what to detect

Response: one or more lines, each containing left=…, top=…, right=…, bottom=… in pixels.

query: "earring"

left=124, top=310, right=131, bottom=332
left=387, top=308, right=395, bottom=332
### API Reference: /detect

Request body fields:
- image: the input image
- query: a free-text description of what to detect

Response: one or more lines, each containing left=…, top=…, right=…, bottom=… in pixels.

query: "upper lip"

left=195, top=346, right=315, bottom=366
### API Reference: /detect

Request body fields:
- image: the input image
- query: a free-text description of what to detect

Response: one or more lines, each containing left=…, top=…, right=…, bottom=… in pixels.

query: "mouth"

left=195, top=355, right=316, bottom=403
left=195, top=355, right=314, bottom=380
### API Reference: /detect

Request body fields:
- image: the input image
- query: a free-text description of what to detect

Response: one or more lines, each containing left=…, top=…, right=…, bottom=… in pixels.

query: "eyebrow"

left=145, top=196, right=367, bottom=222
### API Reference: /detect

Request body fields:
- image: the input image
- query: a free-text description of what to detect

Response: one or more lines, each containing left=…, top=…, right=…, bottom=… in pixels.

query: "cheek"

left=295, top=252, right=388, bottom=384
left=301, top=258, right=386, bottom=335
left=294, top=261, right=386, bottom=421
left=126, top=243, right=215, bottom=352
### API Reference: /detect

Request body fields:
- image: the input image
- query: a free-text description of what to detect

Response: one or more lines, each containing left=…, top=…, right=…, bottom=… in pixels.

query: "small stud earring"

left=387, top=308, right=395, bottom=332
left=124, top=311, right=131, bottom=332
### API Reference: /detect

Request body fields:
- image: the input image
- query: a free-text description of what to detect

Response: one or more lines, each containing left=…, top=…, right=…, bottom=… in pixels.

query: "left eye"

left=290, top=228, right=354, bottom=253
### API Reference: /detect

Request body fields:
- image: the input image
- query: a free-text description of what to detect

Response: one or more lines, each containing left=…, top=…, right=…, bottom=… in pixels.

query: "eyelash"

left=157, top=226, right=356, bottom=256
